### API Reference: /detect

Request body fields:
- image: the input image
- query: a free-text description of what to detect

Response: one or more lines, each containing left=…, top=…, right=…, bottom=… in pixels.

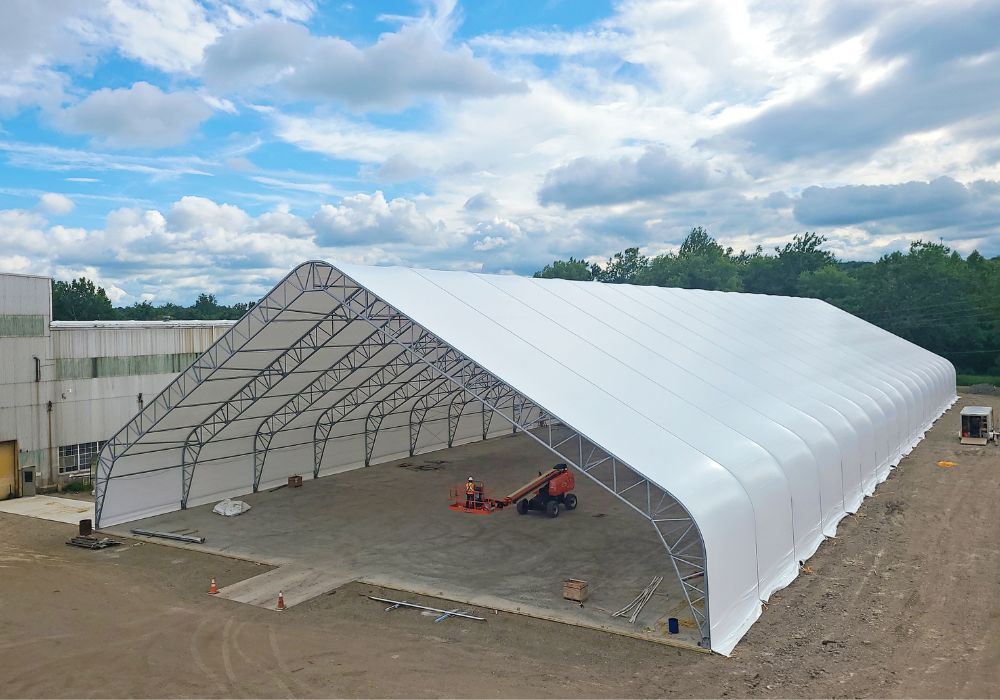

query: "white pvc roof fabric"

left=98, top=261, right=956, bottom=655
left=335, top=264, right=956, bottom=655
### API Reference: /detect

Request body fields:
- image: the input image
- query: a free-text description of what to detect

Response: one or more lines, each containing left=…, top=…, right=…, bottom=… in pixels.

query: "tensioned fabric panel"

left=335, top=263, right=956, bottom=655
left=97, top=261, right=956, bottom=656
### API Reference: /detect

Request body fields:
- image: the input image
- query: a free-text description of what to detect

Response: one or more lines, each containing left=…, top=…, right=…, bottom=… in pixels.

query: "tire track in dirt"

left=221, top=617, right=242, bottom=692
left=268, top=624, right=310, bottom=698
left=189, top=616, right=230, bottom=696
left=232, top=621, right=295, bottom=699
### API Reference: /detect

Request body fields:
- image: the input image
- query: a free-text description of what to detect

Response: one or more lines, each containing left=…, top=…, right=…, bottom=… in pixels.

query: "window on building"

left=58, top=445, right=78, bottom=473
left=78, top=442, right=100, bottom=472
left=58, top=441, right=105, bottom=475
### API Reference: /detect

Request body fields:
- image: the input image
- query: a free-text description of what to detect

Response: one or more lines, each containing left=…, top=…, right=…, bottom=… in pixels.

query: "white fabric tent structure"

left=94, top=261, right=956, bottom=654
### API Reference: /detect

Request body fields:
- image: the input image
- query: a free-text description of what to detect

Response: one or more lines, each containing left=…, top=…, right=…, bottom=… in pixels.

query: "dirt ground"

left=2, top=394, right=999, bottom=698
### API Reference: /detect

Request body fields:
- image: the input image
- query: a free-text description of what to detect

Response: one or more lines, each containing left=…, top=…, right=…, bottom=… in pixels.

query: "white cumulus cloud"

left=55, top=82, right=214, bottom=148
left=539, top=147, right=718, bottom=208
left=202, top=7, right=525, bottom=110
left=38, top=193, right=75, bottom=215
left=311, top=191, right=445, bottom=245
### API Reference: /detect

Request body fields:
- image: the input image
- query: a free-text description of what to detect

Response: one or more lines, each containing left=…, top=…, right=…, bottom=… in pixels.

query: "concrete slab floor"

left=217, top=565, right=355, bottom=609
left=113, top=432, right=702, bottom=648
left=0, top=495, right=95, bottom=524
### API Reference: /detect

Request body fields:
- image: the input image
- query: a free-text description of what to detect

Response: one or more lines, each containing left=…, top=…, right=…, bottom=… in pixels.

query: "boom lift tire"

left=545, top=500, right=560, bottom=518
left=564, top=493, right=578, bottom=510
left=517, top=499, right=529, bottom=515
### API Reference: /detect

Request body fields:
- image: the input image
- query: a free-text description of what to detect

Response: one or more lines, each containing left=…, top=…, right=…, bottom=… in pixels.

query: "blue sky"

left=1, top=0, right=998, bottom=303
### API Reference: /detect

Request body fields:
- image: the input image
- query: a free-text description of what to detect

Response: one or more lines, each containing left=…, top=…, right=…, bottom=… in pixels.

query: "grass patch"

left=62, top=480, right=92, bottom=493
left=957, top=374, right=1000, bottom=387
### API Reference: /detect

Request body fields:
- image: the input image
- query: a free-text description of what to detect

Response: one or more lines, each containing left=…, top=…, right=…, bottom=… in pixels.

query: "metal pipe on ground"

left=368, top=596, right=486, bottom=621
left=613, top=576, right=663, bottom=623
left=130, top=528, right=206, bottom=544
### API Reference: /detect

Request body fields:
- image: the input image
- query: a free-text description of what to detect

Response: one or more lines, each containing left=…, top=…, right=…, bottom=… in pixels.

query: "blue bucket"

left=668, top=617, right=679, bottom=634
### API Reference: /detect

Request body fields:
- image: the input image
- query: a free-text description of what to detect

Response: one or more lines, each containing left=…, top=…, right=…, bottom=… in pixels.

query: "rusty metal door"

left=0, top=441, right=16, bottom=499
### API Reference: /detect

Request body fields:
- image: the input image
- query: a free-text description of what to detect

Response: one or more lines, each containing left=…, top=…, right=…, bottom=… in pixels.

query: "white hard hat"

left=468, top=476, right=474, bottom=481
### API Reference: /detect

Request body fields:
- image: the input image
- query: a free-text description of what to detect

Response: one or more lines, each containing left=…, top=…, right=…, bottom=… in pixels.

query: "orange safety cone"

left=276, top=591, right=286, bottom=611
left=208, top=577, right=219, bottom=595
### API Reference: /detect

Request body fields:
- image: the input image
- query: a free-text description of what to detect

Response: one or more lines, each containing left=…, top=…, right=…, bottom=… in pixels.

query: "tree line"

left=52, top=278, right=253, bottom=322
left=51, top=229, right=1000, bottom=382
left=535, top=227, right=1000, bottom=380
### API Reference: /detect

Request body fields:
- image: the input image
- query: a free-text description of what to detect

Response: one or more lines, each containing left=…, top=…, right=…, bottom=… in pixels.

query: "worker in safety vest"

left=465, top=476, right=477, bottom=509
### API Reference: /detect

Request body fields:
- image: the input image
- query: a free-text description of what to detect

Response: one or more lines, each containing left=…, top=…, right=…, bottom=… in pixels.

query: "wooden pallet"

left=66, top=535, right=121, bottom=550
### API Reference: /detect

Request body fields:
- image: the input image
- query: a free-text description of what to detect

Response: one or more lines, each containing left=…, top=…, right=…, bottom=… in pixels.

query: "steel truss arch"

left=95, top=263, right=329, bottom=526
left=447, top=391, right=470, bottom=448
left=311, top=334, right=466, bottom=475
left=251, top=303, right=416, bottom=491
left=364, top=373, right=460, bottom=466
left=412, top=382, right=516, bottom=455
left=304, top=265, right=712, bottom=647
left=408, top=384, right=464, bottom=456
left=179, top=286, right=366, bottom=508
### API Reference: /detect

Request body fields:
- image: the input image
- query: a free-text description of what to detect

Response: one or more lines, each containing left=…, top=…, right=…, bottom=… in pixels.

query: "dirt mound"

left=964, top=383, right=1000, bottom=395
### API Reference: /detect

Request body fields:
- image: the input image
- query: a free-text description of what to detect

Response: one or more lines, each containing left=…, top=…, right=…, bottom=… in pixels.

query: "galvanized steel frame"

left=252, top=301, right=415, bottom=491
left=306, top=265, right=711, bottom=646
left=409, top=382, right=515, bottom=455
left=179, top=286, right=366, bottom=508
left=447, top=391, right=470, bottom=447
left=408, top=384, right=464, bottom=456
left=95, top=261, right=711, bottom=647
left=363, top=371, right=464, bottom=466
left=94, top=264, right=323, bottom=527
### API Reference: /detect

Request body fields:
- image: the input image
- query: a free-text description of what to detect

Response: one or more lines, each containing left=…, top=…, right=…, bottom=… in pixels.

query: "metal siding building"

left=93, top=261, right=956, bottom=655
left=0, top=272, right=232, bottom=493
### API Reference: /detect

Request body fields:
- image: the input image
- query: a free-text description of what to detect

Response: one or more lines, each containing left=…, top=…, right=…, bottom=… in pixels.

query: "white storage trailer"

left=960, top=406, right=994, bottom=445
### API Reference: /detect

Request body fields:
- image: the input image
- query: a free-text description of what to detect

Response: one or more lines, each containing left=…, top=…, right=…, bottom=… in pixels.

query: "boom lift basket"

left=448, top=482, right=499, bottom=514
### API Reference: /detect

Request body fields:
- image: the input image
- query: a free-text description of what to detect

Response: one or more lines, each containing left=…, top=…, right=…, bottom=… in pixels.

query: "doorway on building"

left=0, top=441, right=16, bottom=499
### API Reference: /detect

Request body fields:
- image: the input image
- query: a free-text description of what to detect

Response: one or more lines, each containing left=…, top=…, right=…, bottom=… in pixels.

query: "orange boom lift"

left=448, top=463, right=578, bottom=519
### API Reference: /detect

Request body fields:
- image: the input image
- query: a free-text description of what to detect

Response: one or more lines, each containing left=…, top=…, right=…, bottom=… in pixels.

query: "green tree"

left=678, top=226, right=727, bottom=258
left=742, top=233, right=835, bottom=296
left=642, top=227, right=742, bottom=291
left=853, top=241, right=985, bottom=370
left=51, top=279, right=255, bottom=322
left=776, top=232, right=836, bottom=280
left=118, top=300, right=159, bottom=320
left=592, top=247, right=648, bottom=283
left=229, top=300, right=255, bottom=319
left=533, top=257, right=594, bottom=281
left=192, top=293, right=223, bottom=319
left=797, top=265, right=858, bottom=308
left=52, top=278, right=115, bottom=321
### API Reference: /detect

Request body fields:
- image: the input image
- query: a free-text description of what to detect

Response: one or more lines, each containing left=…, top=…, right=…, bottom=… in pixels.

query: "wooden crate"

left=288, top=475, right=303, bottom=488
left=563, top=578, right=589, bottom=602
